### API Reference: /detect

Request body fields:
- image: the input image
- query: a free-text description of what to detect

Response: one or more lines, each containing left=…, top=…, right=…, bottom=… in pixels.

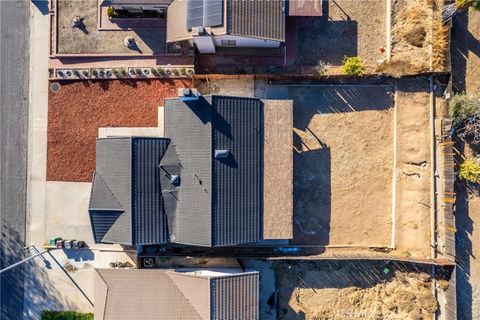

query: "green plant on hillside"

left=459, top=159, right=480, bottom=184
left=41, top=311, right=93, bottom=320
left=342, top=56, right=365, bottom=76
left=449, top=93, right=480, bottom=121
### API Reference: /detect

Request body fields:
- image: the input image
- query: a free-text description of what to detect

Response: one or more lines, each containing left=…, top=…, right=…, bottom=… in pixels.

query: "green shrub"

left=41, top=311, right=94, bottom=320
left=459, top=159, right=480, bottom=183
left=449, top=93, right=480, bottom=121
left=106, top=6, right=117, bottom=18
left=473, top=0, right=480, bottom=10
left=342, top=56, right=365, bottom=76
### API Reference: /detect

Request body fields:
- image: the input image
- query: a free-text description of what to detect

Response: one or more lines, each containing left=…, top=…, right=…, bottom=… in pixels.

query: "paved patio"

left=56, top=0, right=165, bottom=55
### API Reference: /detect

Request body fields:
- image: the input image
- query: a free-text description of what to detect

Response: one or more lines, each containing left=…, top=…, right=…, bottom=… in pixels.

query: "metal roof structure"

left=89, top=95, right=292, bottom=247
left=167, top=0, right=285, bottom=43
left=94, top=269, right=259, bottom=320
left=187, top=0, right=223, bottom=29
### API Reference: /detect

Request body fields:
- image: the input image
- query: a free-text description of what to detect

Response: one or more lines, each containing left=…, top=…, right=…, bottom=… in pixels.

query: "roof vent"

left=214, top=150, right=229, bottom=158
left=178, top=88, right=200, bottom=101
left=170, top=175, right=180, bottom=186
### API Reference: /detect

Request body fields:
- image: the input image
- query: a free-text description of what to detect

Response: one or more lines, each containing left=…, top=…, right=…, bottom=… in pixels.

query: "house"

left=94, top=268, right=259, bottom=320
left=110, top=0, right=173, bottom=14
left=89, top=95, right=293, bottom=247
left=166, top=0, right=285, bottom=53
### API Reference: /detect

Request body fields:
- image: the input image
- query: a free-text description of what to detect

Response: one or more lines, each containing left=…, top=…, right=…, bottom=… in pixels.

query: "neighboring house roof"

left=166, top=0, right=285, bottom=43
left=89, top=95, right=293, bottom=246
left=94, top=269, right=259, bottom=320
left=228, top=0, right=285, bottom=42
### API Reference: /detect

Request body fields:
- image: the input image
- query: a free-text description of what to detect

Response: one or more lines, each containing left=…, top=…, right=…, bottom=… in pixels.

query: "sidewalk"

left=25, top=2, right=133, bottom=318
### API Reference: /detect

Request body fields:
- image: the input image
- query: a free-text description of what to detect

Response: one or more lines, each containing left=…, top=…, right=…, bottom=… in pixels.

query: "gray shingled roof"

left=228, top=0, right=286, bottom=42
left=164, top=96, right=264, bottom=246
left=89, top=137, right=172, bottom=245
left=94, top=269, right=259, bottom=320
left=90, top=96, right=274, bottom=247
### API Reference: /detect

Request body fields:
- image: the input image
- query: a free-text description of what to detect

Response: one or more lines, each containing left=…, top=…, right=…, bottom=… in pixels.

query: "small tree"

left=459, top=159, right=480, bottom=184
left=342, top=56, right=365, bottom=76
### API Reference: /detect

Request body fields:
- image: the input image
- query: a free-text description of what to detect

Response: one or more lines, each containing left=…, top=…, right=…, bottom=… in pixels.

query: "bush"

left=41, top=311, right=94, bottom=320
left=342, top=56, right=365, bottom=75
left=106, top=6, right=117, bottom=18
left=473, top=0, right=480, bottom=10
left=449, top=93, right=480, bottom=121
left=459, top=159, right=480, bottom=183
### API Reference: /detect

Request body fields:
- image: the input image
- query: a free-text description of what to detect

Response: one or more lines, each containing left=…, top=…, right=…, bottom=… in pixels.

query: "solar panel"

left=203, top=0, right=223, bottom=27
left=187, top=0, right=204, bottom=29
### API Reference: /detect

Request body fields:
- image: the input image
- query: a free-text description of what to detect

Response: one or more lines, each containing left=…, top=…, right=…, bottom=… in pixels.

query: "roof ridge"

left=90, top=171, right=125, bottom=211
left=166, top=272, right=208, bottom=320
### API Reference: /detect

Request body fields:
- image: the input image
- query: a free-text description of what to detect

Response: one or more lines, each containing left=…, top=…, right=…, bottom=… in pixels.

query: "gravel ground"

left=47, top=79, right=191, bottom=182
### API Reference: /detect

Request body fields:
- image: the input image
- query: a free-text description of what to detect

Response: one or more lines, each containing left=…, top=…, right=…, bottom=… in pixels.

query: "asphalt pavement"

left=0, top=0, right=30, bottom=319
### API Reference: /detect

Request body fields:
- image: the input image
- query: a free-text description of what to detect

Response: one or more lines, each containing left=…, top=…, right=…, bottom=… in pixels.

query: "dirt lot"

left=274, top=260, right=443, bottom=320
left=47, top=79, right=191, bottom=182
left=194, top=77, right=436, bottom=258
left=56, top=0, right=165, bottom=54
left=256, top=83, right=395, bottom=247
left=385, top=0, right=449, bottom=75
left=295, top=0, right=387, bottom=66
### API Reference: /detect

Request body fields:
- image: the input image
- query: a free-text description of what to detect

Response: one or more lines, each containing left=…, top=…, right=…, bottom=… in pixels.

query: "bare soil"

left=196, top=77, right=435, bottom=259
left=275, top=260, right=437, bottom=320
left=387, top=0, right=449, bottom=75
left=47, top=79, right=191, bottom=182
left=295, top=0, right=387, bottom=66
left=289, top=85, right=395, bottom=246
left=394, top=79, right=432, bottom=259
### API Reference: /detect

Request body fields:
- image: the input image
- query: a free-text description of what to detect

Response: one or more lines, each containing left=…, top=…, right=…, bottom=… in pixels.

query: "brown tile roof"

left=94, top=269, right=259, bottom=320
left=263, top=100, right=293, bottom=239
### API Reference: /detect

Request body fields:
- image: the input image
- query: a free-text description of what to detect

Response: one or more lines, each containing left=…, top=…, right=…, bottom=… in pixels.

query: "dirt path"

left=394, top=79, right=432, bottom=259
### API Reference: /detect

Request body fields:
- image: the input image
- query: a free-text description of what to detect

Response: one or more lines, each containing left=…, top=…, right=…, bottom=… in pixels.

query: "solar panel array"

left=187, top=0, right=223, bottom=29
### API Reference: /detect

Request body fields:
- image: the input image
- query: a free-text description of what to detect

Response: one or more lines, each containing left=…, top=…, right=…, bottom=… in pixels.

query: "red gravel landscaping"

left=47, top=79, right=191, bottom=182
